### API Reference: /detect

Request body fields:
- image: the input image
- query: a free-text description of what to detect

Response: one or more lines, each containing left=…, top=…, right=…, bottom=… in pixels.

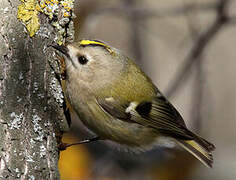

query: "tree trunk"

left=0, top=0, right=73, bottom=179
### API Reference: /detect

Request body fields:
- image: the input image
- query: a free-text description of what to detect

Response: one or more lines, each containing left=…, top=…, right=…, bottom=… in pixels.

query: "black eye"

left=78, top=56, right=88, bottom=65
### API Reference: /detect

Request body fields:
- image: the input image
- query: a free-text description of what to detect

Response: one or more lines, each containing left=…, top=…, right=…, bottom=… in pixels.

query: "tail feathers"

left=187, top=130, right=215, bottom=152
left=197, top=136, right=215, bottom=151
left=176, top=139, right=214, bottom=168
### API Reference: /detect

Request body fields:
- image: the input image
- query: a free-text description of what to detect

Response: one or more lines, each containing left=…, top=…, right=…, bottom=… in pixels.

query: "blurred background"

left=58, top=0, right=236, bottom=179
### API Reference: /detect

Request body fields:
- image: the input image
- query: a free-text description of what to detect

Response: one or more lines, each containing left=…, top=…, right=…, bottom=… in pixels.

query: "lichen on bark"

left=17, top=0, right=75, bottom=44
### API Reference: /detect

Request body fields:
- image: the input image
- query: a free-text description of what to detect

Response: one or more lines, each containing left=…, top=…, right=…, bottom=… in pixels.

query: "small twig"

left=166, top=0, right=231, bottom=98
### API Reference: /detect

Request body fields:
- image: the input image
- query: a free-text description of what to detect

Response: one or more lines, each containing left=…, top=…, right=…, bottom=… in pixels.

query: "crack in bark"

left=19, top=41, right=33, bottom=180
left=43, top=49, right=55, bottom=179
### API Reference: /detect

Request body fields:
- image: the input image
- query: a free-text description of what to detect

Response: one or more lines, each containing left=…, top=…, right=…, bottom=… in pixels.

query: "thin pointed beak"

left=50, top=44, right=76, bottom=68
left=51, top=44, right=69, bottom=55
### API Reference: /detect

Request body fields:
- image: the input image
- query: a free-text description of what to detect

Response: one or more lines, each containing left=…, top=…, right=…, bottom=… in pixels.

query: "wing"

left=96, top=97, right=130, bottom=120
left=97, top=94, right=194, bottom=140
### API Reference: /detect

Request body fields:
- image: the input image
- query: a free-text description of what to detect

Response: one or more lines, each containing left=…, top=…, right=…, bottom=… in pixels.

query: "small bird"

left=53, top=40, right=215, bottom=167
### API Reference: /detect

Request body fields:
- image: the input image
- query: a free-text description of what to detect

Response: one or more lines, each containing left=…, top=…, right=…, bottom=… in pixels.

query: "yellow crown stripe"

left=79, top=40, right=115, bottom=55
left=79, top=40, right=108, bottom=48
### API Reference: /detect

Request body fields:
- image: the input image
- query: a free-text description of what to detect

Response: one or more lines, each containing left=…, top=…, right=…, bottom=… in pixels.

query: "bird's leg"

left=58, top=136, right=100, bottom=151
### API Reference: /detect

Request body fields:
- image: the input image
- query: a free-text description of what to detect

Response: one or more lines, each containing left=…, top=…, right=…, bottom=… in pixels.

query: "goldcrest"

left=53, top=40, right=215, bottom=167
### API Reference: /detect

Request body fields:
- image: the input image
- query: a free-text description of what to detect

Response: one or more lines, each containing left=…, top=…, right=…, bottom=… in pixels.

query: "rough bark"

left=0, top=0, right=72, bottom=179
